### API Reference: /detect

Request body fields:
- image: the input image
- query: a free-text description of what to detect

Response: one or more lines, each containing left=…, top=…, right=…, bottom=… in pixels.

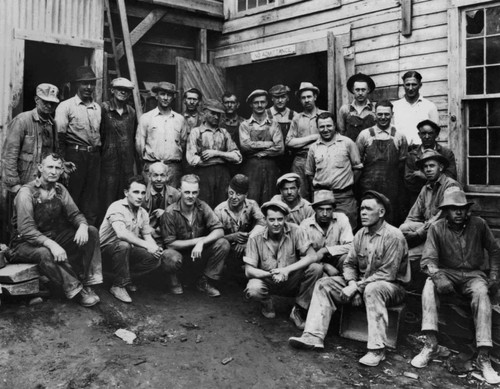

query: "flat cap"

left=246, top=89, right=268, bottom=104
left=261, top=200, right=291, bottom=216
left=415, top=149, right=449, bottom=169
left=417, top=119, right=441, bottom=135
left=311, top=190, right=336, bottom=208
left=111, top=77, right=134, bottom=90
left=229, top=174, right=249, bottom=194
left=347, top=73, right=376, bottom=94
left=36, top=83, right=59, bottom=103
left=152, top=81, right=178, bottom=94
left=296, top=82, right=320, bottom=97
left=276, top=173, right=301, bottom=190
left=203, top=98, right=225, bottom=114
left=362, top=190, right=391, bottom=216
left=269, top=84, right=291, bottom=96
left=185, top=87, right=203, bottom=99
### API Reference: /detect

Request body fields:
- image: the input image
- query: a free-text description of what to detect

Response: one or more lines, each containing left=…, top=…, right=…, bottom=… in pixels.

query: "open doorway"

left=23, top=41, right=92, bottom=111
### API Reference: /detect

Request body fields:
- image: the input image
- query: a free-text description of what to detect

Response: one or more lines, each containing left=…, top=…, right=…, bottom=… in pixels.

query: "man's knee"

left=161, top=249, right=183, bottom=272
left=245, top=278, right=266, bottom=300
left=363, top=281, right=385, bottom=301
left=115, top=241, right=132, bottom=253
left=87, top=225, right=99, bottom=240
left=35, top=247, right=56, bottom=265
left=213, top=238, right=230, bottom=255
left=306, top=263, right=323, bottom=278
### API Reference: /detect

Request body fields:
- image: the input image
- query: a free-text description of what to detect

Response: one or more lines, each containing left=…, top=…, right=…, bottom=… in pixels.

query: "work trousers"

left=303, top=277, right=406, bottom=349
left=242, top=158, right=280, bottom=205
left=245, top=263, right=323, bottom=310
left=194, top=164, right=231, bottom=209
left=101, top=241, right=164, bottom=287
left=162, top=238, right=230, bottom=282
left=421, top=269, right=492, bottom=347
left=333, top=190, right=358, bottom=230
left=10, top=226, right=103, bottom=299
left=291, top=155, right=312, bottom=201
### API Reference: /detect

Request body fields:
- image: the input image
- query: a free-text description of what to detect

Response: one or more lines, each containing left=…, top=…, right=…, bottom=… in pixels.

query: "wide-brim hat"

left=362, top=190, right=391, bottom=216
left=415, top=149, right=449, bottom=169
left=438, top=187, right=474, bottom=209
left=296, top=82, right=320, bottom=97
left=261, top=200, right=291, bottom=216
left=269, top=84, right=290, bottom=97
left=276, top=173, right=301, bottom=190
left=36, top=83, right=59, bottom=103
left=311, top=190, right=336, bottom=208
left=246, top=89, right=268, bottom=104
left=347, top=73, right=376, bottom=93
left=203, top=98, right=225, bottom=114
left=111, top=77, right=134, bottom=90
left=73, top=66, right=99, bottom=82
left=152, top=81, right=178, bottom=94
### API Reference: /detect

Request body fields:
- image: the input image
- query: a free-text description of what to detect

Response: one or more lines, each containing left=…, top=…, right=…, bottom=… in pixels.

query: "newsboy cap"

left=152, top=81, right=178, bottom=94
left=203, top=98, right=225, bottom=114
left=261, top=200, right=291, bottom=216
left=111, top=77, right=134, bottom=90
left=268, top=84, right=291, bottom=96
left=276, top=173, right=301, bottom=190
left=362, top=190, right=391, bottom=216
left=246, top=89, right=268, bottom=104
left=36, top=83, right=59, bottom=103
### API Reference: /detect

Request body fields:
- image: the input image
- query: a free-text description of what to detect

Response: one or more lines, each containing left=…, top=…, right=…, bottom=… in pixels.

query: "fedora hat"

left=73, top=66, right=98, bottom=82
left=347, top=73, right=376, bottom=93
left=296, top=82, right=320, bottom=97
left=311, top=190, right=336, bottom=208
left=415, top=149, right=449, bottom=169
left=152, top=81, right=178, bottom=94
left=438, top=187, right=473, bottom=209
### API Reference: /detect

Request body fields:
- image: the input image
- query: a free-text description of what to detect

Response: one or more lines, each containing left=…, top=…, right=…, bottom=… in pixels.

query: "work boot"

left=476, top=352, right=500, bottom=384
left=126, top=284, right=138, bottom=293
left=289, top=305, right=306, bottom=330
left=168, top=274, right=183, bottom=295
left=110, top=286, right=132, bottom=303
left=289, top=333, right=324, bottom=350
left=261, top=298, right=275, bottom=319
left=359, top=349, right=386, bottom=366
left=411, top=335, right=439, bottom=368
left=77, top=287, right=100, bottom=307
left=196, top=276, right=220, bottom=298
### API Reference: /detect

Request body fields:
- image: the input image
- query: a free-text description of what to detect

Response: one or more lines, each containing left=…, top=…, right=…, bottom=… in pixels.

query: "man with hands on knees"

left=243, top=200, right=323, bottom=329
left=9, top=152, right=102, bottom=307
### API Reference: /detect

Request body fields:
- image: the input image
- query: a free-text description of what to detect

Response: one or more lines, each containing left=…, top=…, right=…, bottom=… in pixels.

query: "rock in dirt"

left=114, top=329, right=136, bottom=344
left=221, top=357, right=233, bottom=365
left=403, top=372, right=419, bottom=380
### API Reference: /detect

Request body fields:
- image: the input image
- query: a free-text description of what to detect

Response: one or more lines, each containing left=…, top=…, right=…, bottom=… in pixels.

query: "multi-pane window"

left=238, top=0, right=275, bottom=12
left=464, top=4, right=500, bottom=188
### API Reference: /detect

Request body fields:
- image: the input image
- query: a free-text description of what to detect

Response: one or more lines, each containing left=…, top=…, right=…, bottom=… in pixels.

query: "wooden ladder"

left=103, top=0, right=121, bottom=103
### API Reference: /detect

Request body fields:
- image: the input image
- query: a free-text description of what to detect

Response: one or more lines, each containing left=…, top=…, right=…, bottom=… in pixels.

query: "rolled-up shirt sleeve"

left=160, top=211, right=178, bottom=247
left=243, top=234, right=260, bottom=267
left=15, top=188, right=48, bottom=246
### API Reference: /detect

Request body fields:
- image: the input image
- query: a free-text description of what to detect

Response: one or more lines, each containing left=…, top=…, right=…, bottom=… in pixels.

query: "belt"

left=68, top=144, right=100, bottom=153
left=145, top=159, right=181, bottom=164
left=332, top=185, right=353, bottom=194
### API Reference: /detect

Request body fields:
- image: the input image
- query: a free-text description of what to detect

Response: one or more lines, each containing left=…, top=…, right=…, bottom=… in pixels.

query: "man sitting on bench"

left=289, top=191, right=409, bottom=367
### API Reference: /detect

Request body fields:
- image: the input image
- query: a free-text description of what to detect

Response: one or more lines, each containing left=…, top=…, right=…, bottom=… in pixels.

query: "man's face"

left=149, top=166, right=168, bottom=191
left=300, top=91, right=317, bottom=111
left=111, top=87, right=131, bottom=103
left=228, top=187, right=246, bottom=209
left=35, top=97, right=57, bottom=116
left=157, top=91, right=175, bottom=109
left=403, top=76, right=422, bottom=99
left=446, top=206, right=468, bottom=226
left=184, top=92, right=200, bottom=111
left=280, top=181, right=299, bottom=204
left=180, top=181, right=199, bottom=207
left=266, top=209, right=286, bottom=236
left=423, top=160, right=443, bottom=182
left=360, top=198, right=384, bottom=227
left=315, top=204, right=334, bottom=225
left=125, top=182, right=147, bottom=208
left=223, top=95, right=239, bottom=115
left=77, top=81, right=96, bottom=100
left=271, top=94, right=289, bottom=110
left=318, top=117, right=336, bottom=142
left=418, top=125, right=438, bottom=148
left=251, top=96, right=268, bottom=115
left=38, top=156, right=63, bottom=183
left=375, top=106, right=392, bottom=129
left=204, top=109, right=221, bottom=127
left=353, top=81, right=369, bottom=104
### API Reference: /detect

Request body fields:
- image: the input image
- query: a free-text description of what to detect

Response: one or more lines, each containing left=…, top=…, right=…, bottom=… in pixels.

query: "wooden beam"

left=91, top=48, right=104, bottom=104
left=116, top=8, right=167, bottom=60
left=104, top=0, right=121, bottom=77
left=197, top=28, right=208, bottom=63
left=327, top=31, right=335, bottom=113
left=117, top=0, right=143, bottom=117
left=14, top=29, right=103, bottom=49
left=139, top=0, right=223, bottom=18
left=401, top=0, right=413, bottom=36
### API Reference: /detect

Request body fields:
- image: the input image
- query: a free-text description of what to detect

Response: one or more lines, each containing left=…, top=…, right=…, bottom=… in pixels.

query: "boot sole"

left=289, top=337, right=324, bottom=350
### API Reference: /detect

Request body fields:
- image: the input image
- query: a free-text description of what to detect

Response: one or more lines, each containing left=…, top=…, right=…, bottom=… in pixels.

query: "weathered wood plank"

left=355, top=46, right=400, bottom=66
left=412, top=11, right=447, bottom=29
left=14, top=29, right=103, bottom=49
left=400, top=25, right=448, bottom=44
left=327, top=32, right=335, bottom=113
left=0, top=264, right=39, bottom=283
left=400, top=38, right=447, bottom=57
left=197, top=28, right=208, bottom=63
left=134, top=45, right=195, bottom=65
left=401, top=0, right=413, bottom=36
left=413, top=0, right=448, bottom=17
left=352, top=20, right=400, bottom=41
left=354, top=33, right=400, bottom=53
left=2, top=279, right=39, bottom=295
left=139, top=0, right=223, bottom=18
left=399, top=52, right=448, bottom=70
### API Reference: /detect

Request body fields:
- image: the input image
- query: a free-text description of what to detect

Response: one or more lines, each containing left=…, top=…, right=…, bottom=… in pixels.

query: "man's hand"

left=431, top=271, right=455, bottom=294
left=145, top=241, right=163, bottom=259
left=233, top=243, right=246, bottom=256
left=425, top=264, right=439, bottom=275
left=10, top=184, right=22, bottom=194
left=201, top=149, right=218, bottom=161
left=316, top=247, right=329, bottom=261
left=488, top=277, right=500, bottom=296
left=151, top=209, right=165, bottom=219
left=233, top=232, right=249, bottom=244
left=270, top=267, right=289, bottom=283
left=341, top=283, right=358, bottom=302
left=74, top=224, right=89, bottom=246
left=48, top=243, right=67, bottom=262
left=352, top=293, right=363, bottom=307
left=191, top=241, right=204, bottom=260
left=63, top=161, right=77, bottom=173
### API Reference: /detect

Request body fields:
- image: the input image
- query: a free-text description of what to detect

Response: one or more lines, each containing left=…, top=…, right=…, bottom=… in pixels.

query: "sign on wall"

left=250, top=45, right=296, bottom=61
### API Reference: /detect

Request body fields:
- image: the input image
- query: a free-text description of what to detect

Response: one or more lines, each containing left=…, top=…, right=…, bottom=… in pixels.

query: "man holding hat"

left=214, top=174, right=266, bottom=278
left=56, top=65, right=102, bottom=225
left=182, top=88, right=204, bottom=135
left=239, top=89, right=284, bottom=204
left=289, top=190, right=409, bottom=367
left=267, top=84, right=297, bottom=173
left=136, top=81, right=187, bottom=189
left=271, top=173, right=314, bottom=225
left=411, top=187, right=500, bottom=385
left=99, top=77, right=137, bottom=223
left=187, top=98, right=242, bottom=208
left=287, top=82, right=326, bottom=201
left=404, top=119, right=457, bottom=205
left=338, top=73, right=377, bottom=141
left=300, top=190, right=353, bottom=276
left=244, top=199, right=323, bottom=329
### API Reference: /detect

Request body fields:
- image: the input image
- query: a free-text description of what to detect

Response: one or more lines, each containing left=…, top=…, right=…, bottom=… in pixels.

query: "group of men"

left=2, top=65, right=500, bottom=383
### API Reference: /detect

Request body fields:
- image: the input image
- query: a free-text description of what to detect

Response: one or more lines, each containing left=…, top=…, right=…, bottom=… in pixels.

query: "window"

left=232, top=0, right=304, bottom=16
left=464, top=4, right=500, bottom=189
left=238, top=0, right=274, bottom=13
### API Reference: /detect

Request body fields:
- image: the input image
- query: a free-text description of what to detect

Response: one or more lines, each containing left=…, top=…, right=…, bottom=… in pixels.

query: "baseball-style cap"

left=36, top=83, right=59, bottom=103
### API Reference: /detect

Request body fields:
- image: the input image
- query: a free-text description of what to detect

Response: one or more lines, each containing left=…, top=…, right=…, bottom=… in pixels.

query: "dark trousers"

left=10, top=226, right=103, bottom=299
left=194, top=164, right=231, bottom=209
left=101, top=241, right=163, bottom=287
left=242, top=158, right=280, bottom=204
left=65, top=148, right=101, bottom=226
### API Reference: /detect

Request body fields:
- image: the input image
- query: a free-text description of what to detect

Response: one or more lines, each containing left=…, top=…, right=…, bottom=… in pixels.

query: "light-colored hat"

left=203, top=98, right=225, bottom=114
left=152, top=81, right=178, bottom=94
left=269, top=84, right=291, bottom=96
left=111, top=77, right=134, bottom=89
left=36, top=83, right=59, bottom=103
left=438, top=187, right=473, bottom=209
left=311, top=190, right=336, bottom=208
left=276, top=173, right=301, bottom=190
left=296, top=82, right=320, bottom=97
left=261, top=200, right=291, bottom=216
left=246, top=89, right=268, bottom=104
left=416, top=149, right=449, bottom=169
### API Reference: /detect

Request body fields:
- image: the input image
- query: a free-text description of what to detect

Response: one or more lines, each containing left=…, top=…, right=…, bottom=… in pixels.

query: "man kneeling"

left=289, top=191, right=409, bottom=366
left=9, top=152, right=102, bottom=307
left=244, top=200, right=323, bottom=329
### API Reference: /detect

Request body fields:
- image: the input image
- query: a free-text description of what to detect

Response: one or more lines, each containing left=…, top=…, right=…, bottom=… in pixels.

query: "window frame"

left=226, top=0, right=306, bottom=19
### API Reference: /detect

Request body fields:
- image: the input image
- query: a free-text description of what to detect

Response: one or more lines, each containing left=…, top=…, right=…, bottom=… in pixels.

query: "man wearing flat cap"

left=214, top=174, right=266, bottom=279
left=300, top=190, right=353, bottom=276
left=187, top=99, right=242, bottom=208
left=338, top=73, right=377, bottom=142
left=244, top=200, right=323, bottom=329
left=271, top=173, right=314, bottom=225
left=98, top=77, right=137, bottom=224
left=239, top=89, right=284, bottom=204
left=290, top=190, right=409, bottom=367
left=287, top=82, right=327, bottom=201
left=404, top=119, right=457, bottom=205
left=267, top=84, right=297, bottom=173
left=56, top=65, right=102, bottom=225
left=182, top=88, right=204, bottom=135
left=411, top=187, right=500, bottom=385
left=136, top=81, right=187, bottom=189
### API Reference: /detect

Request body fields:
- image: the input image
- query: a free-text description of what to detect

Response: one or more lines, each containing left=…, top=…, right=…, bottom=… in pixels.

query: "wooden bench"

left=0, top=264, right=40, bottom=298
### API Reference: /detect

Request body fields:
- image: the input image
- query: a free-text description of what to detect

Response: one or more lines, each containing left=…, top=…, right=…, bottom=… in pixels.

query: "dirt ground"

left=0, top=274, right=495, bottom=389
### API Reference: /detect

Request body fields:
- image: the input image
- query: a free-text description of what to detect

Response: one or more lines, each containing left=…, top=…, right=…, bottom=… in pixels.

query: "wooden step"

left=2, top=279, right=39, bottom=295
left=0, top=264, right=39, bottom=283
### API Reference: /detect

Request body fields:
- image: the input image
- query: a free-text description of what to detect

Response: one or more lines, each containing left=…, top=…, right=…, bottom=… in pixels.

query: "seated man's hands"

left=233, top=243, right=246, bottom=256
left=341, top=282, right=358, bottom=302
left=191, top=241, right=204, bottom=261
left=270, top=267, right=289, bottom=284
left=74, top=224, right=89, bottom=246
left=431, top=271, right=455, bottom=294
left=233, top=232, right=249, bottom=244
left=352, top=292, right=363, bottom=307
left=47, top=242, right=67, bottom=262
left=145, top=241, right=163, bottom=259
